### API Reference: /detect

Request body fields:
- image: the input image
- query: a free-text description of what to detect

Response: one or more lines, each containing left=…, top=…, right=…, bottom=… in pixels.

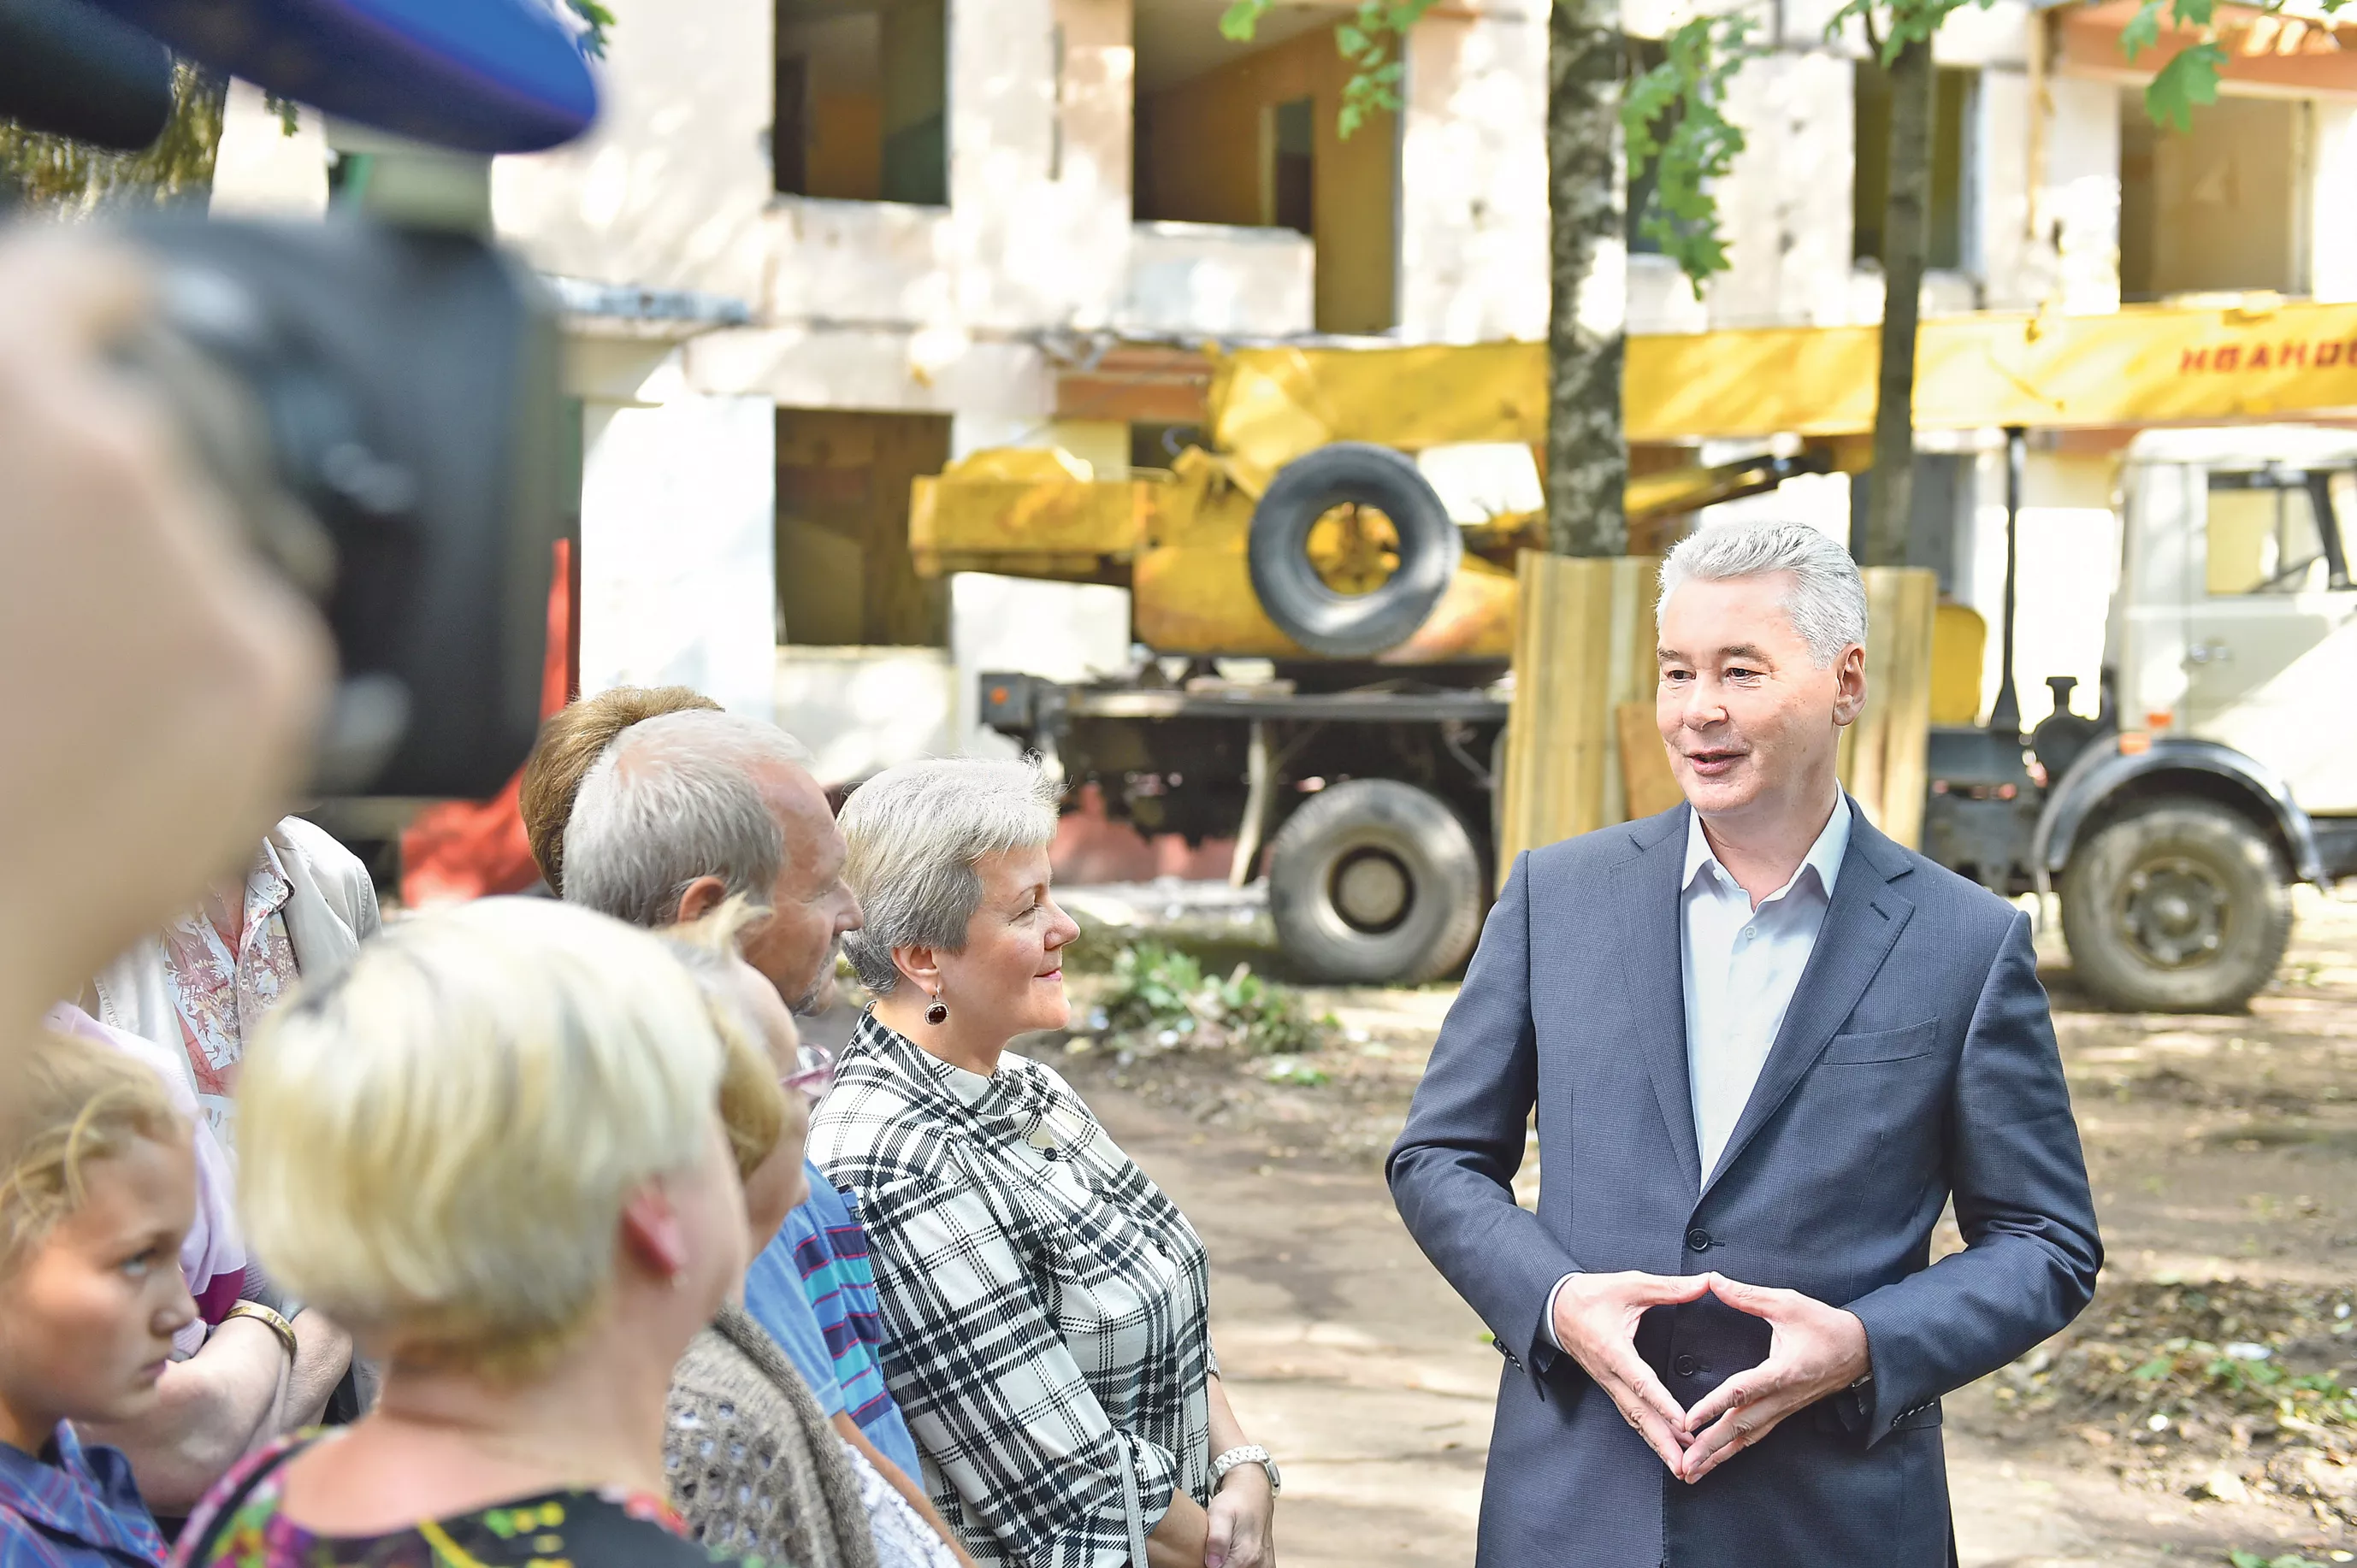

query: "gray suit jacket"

left=1388, top=801, right=2101, bottom=1568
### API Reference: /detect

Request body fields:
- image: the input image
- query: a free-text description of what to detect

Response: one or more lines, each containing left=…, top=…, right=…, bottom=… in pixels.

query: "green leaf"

left=1622, top=12, right=1758, bottom=287
left=1220, top=0, right=1272, bottom=42
left=564, top=0, right=615, bottom=57
left=2131, top=1355, right=2175, bottom=1380
left=2144, top=41, right=2225, bottom=132
left=1338, top=22, right=1369, bottom=55
left=2120, top=0, right=2163, bottom=59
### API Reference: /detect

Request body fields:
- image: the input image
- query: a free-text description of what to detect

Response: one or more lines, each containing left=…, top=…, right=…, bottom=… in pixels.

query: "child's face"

left=0, top=1134, right=198, bottom=1437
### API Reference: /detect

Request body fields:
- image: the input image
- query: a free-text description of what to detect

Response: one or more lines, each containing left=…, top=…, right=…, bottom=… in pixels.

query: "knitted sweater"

left=666, top=1303, right=877, bottom=1568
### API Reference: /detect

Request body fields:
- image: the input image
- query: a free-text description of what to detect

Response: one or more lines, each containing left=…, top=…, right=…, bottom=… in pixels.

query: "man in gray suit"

left=1390, top=521, right=2101, bottom=1566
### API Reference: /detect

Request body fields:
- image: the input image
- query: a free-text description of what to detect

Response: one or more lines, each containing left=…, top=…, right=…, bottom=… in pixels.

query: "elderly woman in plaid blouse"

left=810, top=759, right=1279, bottom=1568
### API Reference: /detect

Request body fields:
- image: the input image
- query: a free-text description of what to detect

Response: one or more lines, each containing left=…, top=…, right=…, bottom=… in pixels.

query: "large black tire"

left=2059, top=800, right=2293, bottom=1012
left=1267, top=779, right=1484, bottom=985
left=1247, top=443, right=1461, bottom=658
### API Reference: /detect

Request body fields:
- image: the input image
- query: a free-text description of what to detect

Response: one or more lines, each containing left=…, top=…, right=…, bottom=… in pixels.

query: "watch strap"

left=1209, top=1443, right=1280, bottom=1495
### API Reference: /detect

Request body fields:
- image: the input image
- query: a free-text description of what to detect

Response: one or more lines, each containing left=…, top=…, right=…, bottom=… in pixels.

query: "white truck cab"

left=2027, top=427, right=2357, bottom=1010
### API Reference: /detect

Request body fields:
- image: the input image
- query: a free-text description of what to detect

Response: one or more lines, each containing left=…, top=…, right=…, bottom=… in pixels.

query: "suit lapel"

left=1699, top=808, right=1917, bottom=1198
left=1608, top=805, right=1703, bottom=1195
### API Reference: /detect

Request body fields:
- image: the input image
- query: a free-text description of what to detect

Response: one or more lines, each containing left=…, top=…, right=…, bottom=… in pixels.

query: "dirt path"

left=1029, top=886, right=2357, bottom=1567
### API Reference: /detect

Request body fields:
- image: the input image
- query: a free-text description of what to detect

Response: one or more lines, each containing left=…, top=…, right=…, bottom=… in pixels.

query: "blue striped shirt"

left=745, top=1159, right=923, bottom=1479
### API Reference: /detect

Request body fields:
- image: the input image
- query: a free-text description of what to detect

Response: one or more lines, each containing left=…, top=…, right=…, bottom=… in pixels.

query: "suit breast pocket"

left=1821, top=1017, right=1942, bottom=1064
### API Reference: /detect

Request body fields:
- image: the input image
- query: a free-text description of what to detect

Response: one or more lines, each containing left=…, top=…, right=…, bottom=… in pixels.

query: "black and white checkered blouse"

left=808, top=1011, right=1215, bottom=1568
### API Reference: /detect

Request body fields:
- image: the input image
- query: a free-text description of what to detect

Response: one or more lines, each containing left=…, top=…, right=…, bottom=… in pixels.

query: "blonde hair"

left=236, top=898, right=728, bottom=1376
left=665, top=898, right=788, bottom=1184
left=1, top=1034, right=183, bottom=1270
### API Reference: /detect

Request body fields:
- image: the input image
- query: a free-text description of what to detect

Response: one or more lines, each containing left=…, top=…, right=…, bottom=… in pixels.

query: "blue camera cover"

left=89, top=0, right=599, bottom=151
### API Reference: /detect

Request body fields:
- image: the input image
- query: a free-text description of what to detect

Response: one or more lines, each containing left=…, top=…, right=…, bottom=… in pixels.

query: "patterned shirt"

left=172, top=1433, right=759, bottom=1568
left=0, top=1421, right=167, bottom=1568
left=769, top=1170, right=921, bottom=1477
left=807, top=1013, right=1214, bottom=1568
left=158, top=846, right=300, bottom=1147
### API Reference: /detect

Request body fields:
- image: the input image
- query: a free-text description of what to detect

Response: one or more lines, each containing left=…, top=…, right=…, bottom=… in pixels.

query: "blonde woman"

left=174, top=899, right=762, bottom=1568
left=813, top=759, right=1278, bottom=1568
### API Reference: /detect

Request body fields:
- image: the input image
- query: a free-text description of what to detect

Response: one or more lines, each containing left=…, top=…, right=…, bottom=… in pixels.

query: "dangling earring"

left=924, top=987, right=948, bottom=1026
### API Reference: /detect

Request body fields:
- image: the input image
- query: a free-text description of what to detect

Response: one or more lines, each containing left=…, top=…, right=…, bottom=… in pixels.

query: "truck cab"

left=1997, top=427, right=2357, bottom=1011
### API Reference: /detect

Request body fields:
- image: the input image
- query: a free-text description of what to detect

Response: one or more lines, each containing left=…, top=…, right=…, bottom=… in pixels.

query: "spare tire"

left=1267, top=778, right=1485, bottom=984
left=1248, top=443, right=1461, bottom=658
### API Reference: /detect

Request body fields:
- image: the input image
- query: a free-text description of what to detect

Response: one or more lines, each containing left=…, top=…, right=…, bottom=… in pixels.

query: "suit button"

left=1674, top=1354, right=1698, bottom=1377
left=1687, top=1228, right=1713, bottom=1253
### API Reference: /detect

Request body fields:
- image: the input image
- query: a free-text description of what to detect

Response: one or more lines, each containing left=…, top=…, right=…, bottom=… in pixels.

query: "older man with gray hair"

left=1390, top=520, right=2100, bottom=1568
left=558, top=704, right=973, bottom=1568
left=566, top=708, right=860, bottom=1013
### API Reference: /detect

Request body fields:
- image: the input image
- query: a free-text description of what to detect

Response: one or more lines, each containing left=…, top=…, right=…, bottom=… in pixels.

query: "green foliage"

left=1622, top=15, right=1754, bottom=287
left=2073, top=1330, right=2357, bottom=1431
left=2144, top=41, right=2228, bottom=132
left=2230, top=1553, right=2330, bottom=1568
left=1828, top=0, right=1985, bottom=62
left=1097, top=940, right=1335, bottom=1058
left=1262, top=1058, right=1332, bottom=1087
left=564, top=0, right=617, bottom=59
left=1218, top=0, right=1437, bottom=139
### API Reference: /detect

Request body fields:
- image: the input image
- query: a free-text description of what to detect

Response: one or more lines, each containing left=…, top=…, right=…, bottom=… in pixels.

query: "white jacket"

left=88, top=815, right=381, bottom=1087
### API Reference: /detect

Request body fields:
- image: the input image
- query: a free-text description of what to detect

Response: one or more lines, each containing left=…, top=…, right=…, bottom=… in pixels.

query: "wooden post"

left=1497, top=552, right=1661, bottom=885
left=1840, top=565, right=1939, bottom=848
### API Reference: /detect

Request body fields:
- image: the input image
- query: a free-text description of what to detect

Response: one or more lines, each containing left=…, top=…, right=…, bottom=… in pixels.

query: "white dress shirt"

left=1541, top=794, right=1852, bottom=1347
left=1682, top=792, right=1852, bottom=1183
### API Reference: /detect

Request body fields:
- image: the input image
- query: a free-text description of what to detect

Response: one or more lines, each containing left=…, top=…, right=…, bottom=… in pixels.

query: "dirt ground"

left=998, top=883, right=2357, bottom=1567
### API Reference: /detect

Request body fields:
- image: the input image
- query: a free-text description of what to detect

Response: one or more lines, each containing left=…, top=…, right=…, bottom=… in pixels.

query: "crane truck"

left=919, top=301, right=2357, bottom=1011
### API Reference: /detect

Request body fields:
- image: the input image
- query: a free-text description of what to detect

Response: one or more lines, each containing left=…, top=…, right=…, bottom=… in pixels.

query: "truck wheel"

left=1267, top=779, right=1483, bottom=985
left=2059, top=801, right=2293, bottom=1012
left=1248, top=443, right=1462, bottom=658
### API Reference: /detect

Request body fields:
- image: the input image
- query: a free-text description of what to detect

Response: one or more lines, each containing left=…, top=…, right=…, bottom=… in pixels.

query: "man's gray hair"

left=837, top=757, right=1061, bottom=996
left=1657, top=521, right=1869, bottom=666
left=563, top=709, right=812, bottom=929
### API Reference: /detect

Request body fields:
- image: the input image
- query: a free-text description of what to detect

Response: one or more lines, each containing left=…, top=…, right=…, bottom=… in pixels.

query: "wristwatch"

left=1209, top=1443, right=1281, bottom=1495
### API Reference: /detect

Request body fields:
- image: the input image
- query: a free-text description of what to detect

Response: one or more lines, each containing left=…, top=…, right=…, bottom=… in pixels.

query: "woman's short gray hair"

left=837, top=758, right=1061, bottom=996
left=1657, top=521, right=1869, bottom=667
left=564, top=710, right=810, bottom=929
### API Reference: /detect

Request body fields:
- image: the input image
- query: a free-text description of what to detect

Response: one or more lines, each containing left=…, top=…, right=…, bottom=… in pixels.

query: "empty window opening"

left=2119, top=92, right=2306, bottom=302
left=777, top=410, right=952, bottom=646
left=1854, top=62, right=1978, bottom=272
left=1131, top=1, right=1397, bottom=333
left=773, top=0, right=946, bottom=206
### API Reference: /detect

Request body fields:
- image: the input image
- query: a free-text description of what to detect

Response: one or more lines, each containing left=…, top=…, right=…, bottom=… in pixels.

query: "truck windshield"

left=2203, top=468, right=2354, bottom=594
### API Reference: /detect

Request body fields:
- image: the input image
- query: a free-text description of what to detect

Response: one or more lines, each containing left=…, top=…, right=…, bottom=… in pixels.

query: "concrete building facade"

left=210, top=0, right=2357, bottom=767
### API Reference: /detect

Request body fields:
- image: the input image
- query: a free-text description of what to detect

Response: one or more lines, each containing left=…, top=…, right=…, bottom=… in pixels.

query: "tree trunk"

left=1862, top=36, right=1934, bottom=568
left=1, top=64, right=229, bottom=214
left=1545, top=0, right=1627, bottom=558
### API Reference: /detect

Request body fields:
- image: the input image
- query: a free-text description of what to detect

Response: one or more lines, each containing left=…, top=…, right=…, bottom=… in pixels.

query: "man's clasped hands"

left=1550, top=1270, right=1874, bottom=1484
